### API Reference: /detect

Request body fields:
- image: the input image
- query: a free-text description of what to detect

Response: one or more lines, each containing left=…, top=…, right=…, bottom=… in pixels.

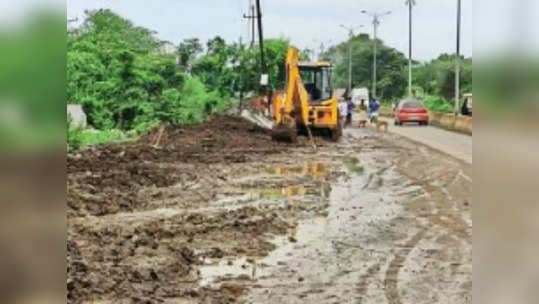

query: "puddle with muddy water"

left=267, top=162, right=328, bottom=178
left=197, top=161, right=333, bottom=287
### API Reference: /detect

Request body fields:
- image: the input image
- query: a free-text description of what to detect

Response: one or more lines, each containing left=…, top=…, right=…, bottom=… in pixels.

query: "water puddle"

left=198, top=216, right=332, bottom=288
left=281, top=185, right=307, bottom=197
left=268, top=162, right=329, bottom=178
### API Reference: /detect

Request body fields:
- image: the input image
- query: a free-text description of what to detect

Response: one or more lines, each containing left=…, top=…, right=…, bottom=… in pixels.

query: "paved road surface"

left=385, top=119, right=472, bottom=164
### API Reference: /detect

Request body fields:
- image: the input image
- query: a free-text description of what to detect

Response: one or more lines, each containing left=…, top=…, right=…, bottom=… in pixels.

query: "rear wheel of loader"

left=271, top=125, right=297, bottom=143
left=329, top=123, right=342, bottom=142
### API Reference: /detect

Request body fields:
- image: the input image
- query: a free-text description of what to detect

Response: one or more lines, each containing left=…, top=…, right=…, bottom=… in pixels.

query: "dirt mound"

left=67, top=114, right=318, bottom=303
left=67, top=115, right=297, bottom=217
left=67, top=205, right=292, bottom=303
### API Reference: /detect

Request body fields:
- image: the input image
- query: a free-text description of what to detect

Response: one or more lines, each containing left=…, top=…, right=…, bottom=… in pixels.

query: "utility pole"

left=313, top=39, right=332, bottom=61
left=251, top=4, right=255, bottom=47
left=255, top=0, right=266, bottom=76
left=254, top=0, right=271, bottom=114
left=237, top=37, right=246, bottom=115
left=362, top=10, right=391, bottom=99
left=339, top=25, right=363, bottom=94
left=406, top=0, right=416, bottom=97
left=454, top=0, right=461, bottom=114
left=242, top=1, right=257, bottom=48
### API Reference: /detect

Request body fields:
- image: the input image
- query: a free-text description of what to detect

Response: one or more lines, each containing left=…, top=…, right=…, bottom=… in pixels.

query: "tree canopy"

left=325, top=33, right=408, bottom=100
left=68, top=10, right=229, bottom=131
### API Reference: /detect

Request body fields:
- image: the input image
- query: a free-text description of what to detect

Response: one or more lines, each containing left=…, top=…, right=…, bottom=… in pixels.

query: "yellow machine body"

left=272, top=47, right=340, bottom=140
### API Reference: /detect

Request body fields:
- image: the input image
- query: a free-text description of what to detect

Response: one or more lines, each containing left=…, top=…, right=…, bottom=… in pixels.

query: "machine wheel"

left=329, top=120, right=343, bottom=142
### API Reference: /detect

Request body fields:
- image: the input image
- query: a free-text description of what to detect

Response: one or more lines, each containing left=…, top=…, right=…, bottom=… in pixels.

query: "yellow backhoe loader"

left=271, top=47, right=342, bottom=142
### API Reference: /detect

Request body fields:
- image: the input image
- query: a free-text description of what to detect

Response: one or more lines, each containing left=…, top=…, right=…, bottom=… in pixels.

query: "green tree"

left=177, top=38, right=203, bottom=72
left=325, top=33, right=408, bottom=101
left=67, top=10, right=226, bottom=131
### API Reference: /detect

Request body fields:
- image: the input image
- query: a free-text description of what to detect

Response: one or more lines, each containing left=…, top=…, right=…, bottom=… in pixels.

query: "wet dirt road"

left=236, top=128, right=472, bottom=304
left=68, top=116, right=471, bottom=304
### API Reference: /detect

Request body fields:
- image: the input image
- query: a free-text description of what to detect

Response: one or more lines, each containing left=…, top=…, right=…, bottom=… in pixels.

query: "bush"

left=68, top=10, right=232, bottom=133
left=423, top=94, right=453, bottom=113
left=67, top=125, right=83, bottom=151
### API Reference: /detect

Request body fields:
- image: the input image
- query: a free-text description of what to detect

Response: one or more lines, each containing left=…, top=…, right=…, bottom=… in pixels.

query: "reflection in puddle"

left=281, top=185, right=307, bottom=197
left=268, top=162, right=328, bottom=178
left=199, top=216, right=330, bottom=287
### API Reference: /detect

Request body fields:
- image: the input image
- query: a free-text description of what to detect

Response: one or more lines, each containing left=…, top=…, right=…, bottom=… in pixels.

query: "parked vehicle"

left=351, top=88, right=369, bottom=109
left=394, top=99, right=429, bottom=126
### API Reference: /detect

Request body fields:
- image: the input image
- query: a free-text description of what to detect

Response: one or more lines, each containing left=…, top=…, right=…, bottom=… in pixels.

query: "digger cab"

left=298, top=61, right=338, bottom=131
left=298, top=61, right=334, bottom=104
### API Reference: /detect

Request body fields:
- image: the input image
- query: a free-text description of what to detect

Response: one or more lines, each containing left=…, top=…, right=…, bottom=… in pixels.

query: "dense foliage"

left=68, top=10, right=291, bottom=139
left=68, top=10, right=229, bottom=132
left=414, top=54, right=472, bottom=99
left=324, top=34, right=408, bottom=100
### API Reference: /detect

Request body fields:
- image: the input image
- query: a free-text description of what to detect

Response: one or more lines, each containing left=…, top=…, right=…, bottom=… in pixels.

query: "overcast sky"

left=66, top=0, right=472, bottom=62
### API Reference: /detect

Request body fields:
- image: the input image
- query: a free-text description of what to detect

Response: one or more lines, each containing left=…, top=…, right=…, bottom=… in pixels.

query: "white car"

left=352, top=88, right=369, bottom=108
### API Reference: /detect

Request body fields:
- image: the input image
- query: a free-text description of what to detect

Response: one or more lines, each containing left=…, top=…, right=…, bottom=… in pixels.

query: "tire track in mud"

left=394, top=138, right=470, bottom=243
left=350, top=131, right=471, bottom=304
left=421, top=182, right=471, bottom=242
left=384, top=229, right=427, bottom=304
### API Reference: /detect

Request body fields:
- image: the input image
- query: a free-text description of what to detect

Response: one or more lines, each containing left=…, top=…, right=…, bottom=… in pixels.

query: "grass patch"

left=68, top=127, right=135, bottom=151
left=343, top=156, right=364, bottom=175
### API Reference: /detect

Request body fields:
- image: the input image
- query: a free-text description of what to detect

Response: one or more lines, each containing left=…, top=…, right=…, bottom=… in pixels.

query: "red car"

left=394, top=99, right=429, bottom=126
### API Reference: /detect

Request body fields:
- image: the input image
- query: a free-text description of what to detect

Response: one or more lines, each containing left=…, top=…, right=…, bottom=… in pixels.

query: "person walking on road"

left=368, top=95, right=380, bottom=123
left=343, top=89, right=355, bottom=126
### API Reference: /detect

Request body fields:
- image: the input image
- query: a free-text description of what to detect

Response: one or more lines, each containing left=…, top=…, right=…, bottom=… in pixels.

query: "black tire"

left=330, top=119, right=343, bottom=142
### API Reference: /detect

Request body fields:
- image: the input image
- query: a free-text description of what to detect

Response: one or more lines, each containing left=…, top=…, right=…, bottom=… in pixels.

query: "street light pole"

left=348, top=29, right=352, bottom=94
left=340, top=25, right=363, bottom=94
left=406, top=0, right=416, bottom=97
left=313, top=39, right=332, bottom=61
left=362, top=10, right=391, bottom=99
left=454, top=0, right=461, bottom=114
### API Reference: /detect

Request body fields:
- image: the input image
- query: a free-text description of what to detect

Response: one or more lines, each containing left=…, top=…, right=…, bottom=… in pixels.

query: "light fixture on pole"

left=339, top=24, right=364, bottom=94
left=313, top=39, right=333, bottom=61
left=362, top=10, right=391, bottom=99
left=405, top=0, right=416, bottom=97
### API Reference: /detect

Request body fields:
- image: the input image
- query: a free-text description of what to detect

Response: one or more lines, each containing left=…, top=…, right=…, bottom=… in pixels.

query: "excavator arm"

left=272, top=47, right=341, bottom=142
left=272, top=47, right=309, bottom=140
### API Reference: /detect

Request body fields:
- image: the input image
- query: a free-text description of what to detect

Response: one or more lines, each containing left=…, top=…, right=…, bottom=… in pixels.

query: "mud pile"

left=67, top=114, right=327, bottom=303
left=68, top=115, right=294, bottom=217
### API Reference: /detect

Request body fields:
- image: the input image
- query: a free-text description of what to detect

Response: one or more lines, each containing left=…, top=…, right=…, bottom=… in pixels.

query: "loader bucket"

left=271, top=124, right=297, bottom=143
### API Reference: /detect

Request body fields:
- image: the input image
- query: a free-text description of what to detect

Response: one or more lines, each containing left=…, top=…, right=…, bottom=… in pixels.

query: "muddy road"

left=67, top=116, right=472, bottom=304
